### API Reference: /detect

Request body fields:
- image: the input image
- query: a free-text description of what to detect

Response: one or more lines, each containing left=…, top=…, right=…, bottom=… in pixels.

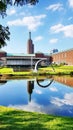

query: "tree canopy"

left=0, top=0, right=39, bottom=17
left=0, top=25, right=10, bottom=48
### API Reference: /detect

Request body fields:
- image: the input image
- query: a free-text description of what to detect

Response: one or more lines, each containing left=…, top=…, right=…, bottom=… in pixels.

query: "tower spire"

left=27, top=31, right=34, bottom=54
left=29, top=32, right=31, bottom=39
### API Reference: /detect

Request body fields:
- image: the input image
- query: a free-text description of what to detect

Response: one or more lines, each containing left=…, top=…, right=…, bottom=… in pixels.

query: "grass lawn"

left=0, top=65, right=73, bottom=76
left=0, top=67, right=31, bottom=75
left=0, top=106, right=73, bottom=130
left=39, top=65, right=73, bottom=75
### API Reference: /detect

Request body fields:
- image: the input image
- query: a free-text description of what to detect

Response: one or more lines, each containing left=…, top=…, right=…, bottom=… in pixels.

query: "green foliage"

left=0, top=106, right=73, bottom=130
left=0, top=0, right=38, bottom=17
left=14, top=0, right=39, bottom=6
left=0, top=25, right=10, bottom=48
left=0, top=1, right=7, bottom=18
left=70, top=71, right=73, bottom=76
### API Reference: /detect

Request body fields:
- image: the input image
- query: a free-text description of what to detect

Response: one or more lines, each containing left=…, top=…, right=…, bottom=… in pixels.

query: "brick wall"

left=0, top=52, right=7, bottom=58
left=54, top=76, right=73, bottom=87
left=52, top=49, right=73, bottom=65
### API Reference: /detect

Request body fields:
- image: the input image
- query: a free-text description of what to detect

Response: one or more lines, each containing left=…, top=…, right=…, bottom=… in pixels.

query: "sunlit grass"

left=39, top=65, right=73, bottom=75
left=0, top=67, right=31, bottom=75
left=0, top=65, right=73, bottom=75
left=0, top=67, right=13, bottom=73
left=0, top=106, right=73, bottom=130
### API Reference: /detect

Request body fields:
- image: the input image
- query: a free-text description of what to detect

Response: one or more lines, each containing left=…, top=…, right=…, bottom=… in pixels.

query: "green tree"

left=0, top=0, right=38, bottom=17
left=0, top=25, right=10, bottom=48
left=0, top=1, right=7, bottom=18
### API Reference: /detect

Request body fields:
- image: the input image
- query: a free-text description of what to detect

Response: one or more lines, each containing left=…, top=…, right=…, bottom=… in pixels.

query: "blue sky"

left=0, top=0, right=73, bottom=53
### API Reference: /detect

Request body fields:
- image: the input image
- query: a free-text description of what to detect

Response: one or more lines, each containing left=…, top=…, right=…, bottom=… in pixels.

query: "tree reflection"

left=0, top=80, right=7, bottom=85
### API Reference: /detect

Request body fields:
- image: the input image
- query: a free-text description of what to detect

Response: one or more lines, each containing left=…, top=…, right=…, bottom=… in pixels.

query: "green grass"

left=39, top=65, right=73, bottom=75
left=0, top=106, right=73, bottom=130
left=0, top=67, right=31, bottom=75
left=0, top=65, right=73, bottom=76
left=0, top=67, right=13, bottom=73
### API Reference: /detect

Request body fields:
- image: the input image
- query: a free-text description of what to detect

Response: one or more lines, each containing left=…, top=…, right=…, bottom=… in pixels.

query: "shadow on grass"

left=0, top=108, right=73, bottom=130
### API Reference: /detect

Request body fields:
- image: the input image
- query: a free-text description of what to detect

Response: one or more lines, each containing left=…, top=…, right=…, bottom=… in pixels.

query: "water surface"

left=0, top=76, right=73, bottom=117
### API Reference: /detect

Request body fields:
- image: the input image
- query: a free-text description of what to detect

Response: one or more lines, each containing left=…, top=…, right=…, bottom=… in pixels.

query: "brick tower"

left=27, top=32, right=34, bottom=54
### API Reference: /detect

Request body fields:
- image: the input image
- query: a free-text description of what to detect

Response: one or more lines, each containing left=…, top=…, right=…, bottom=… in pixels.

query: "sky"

left=0, top=0, right=73, bottom=54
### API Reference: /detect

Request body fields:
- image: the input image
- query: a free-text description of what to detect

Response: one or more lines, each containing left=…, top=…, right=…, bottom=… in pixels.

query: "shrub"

left=57, top=72, right=63, bottom=75
left=70, top=71, right=73, bottom=76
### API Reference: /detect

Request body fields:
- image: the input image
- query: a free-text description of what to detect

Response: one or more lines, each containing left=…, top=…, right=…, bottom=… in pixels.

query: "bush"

left=57, top=72, right=63, bottom=75
left=70, top=71, right=73, bottom=76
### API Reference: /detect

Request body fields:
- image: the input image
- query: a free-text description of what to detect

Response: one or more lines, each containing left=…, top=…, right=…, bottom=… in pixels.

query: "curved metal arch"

left=34, top=58, right=55, bottom=72
left=36, top=78, right=53, bottom=88
left=34, top=58, right=50, bottom=72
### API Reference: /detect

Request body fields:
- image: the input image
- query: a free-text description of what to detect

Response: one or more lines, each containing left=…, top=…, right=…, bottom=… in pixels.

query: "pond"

left=0, top=75, right=73, bottom=117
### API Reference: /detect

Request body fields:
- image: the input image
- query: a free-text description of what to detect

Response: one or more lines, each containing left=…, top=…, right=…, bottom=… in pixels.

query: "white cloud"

left=50, top=23, right=73, bottom=38
left=49, top=86, right=58, bottom=91
left=49, top=38, right=58, bottom=44
left=34, top=36, right=43, bottom=42
left=51, top=93, right=73, bottom=107
left=68, top=0, right=73, bottom=8
left=8, top=100, right=60, bottom=115
left=50, top=24, right=64, bottom=33
left=46, top=3, right=63, bottom=11
left=7, top=14, right=46, bottom=31
left=35, top=89, right=42, bottom=94
left=8, top=100, right=45, bottom=113
left=7, top=8, right=16, bottom=15
left=8, top=94, right=73, bottom=115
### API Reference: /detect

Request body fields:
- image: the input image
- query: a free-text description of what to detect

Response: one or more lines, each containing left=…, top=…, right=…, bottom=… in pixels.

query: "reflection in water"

left=0, top=80, right=7, bottom=85
left=27, top=78, right=53, bottom=102
left=0, top=76, right=73, bottom=103
left=0, top=76, right=73, bottom=117
left=0, top=77, right=53, bottom=103
left=0, top=75, right=73, bottom=87
left=36, top=78, right=53, bottom=88
left=27, top=81, right=34, bottom=102
left=54, top=76, right=73, bottom=87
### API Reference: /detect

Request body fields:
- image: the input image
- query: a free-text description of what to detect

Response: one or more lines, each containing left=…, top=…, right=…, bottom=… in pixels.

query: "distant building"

left=0, top=50, right=7, bottom=57
left=4, top=53, right=50, bottom=70
left=50, top=49, right=58, bottom=54
left=0, top=50, right=7, bottom=66
left=27, top=32, right=34, bottom=54
left=0, top=32, right=73, bottom=67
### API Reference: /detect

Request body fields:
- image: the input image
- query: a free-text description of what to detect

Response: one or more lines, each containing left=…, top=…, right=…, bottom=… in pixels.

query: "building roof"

left=7, top=53, right=35, bottom=57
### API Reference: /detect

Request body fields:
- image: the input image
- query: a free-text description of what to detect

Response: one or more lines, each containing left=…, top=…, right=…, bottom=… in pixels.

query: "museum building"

left=51, top=48, right=73, bottom=65
left=0, top=32, right=73, bottom=67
